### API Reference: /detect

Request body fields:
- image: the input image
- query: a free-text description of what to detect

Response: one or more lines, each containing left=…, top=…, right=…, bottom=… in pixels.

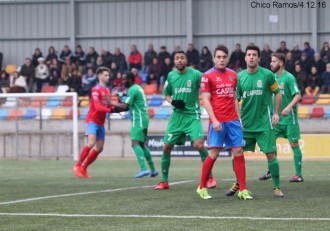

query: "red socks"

left=76, top=146, right=91, bottom=166
left=81, top=149, right=99, bottom=170
left=234, top=155, right=246, bottom=191
left=200, top=155, right=216, bottom=189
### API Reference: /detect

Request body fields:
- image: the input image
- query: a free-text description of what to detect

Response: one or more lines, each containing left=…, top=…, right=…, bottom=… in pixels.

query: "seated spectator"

left=112, top=47, right=127, bottom=73
left=19, top=58, right=35, bottom=93
left=59, top=45, right=72, bottom=63
left=291, top=44, right=302, bottom=63
left=198, top=46, right=213, bottom=72
left=228, top=43, right=246, bottom=71
left=95, top=56, right=107, bottom=71
left=186, top=43, right=199, bottom=68
left=276, top=41, right=289, bottom=55
left=35, top=57, right=49, bottom=92
left=67, top=69, right=82, bottom=95
left=320, top=42, right=330, bottom=63
left=158, top=46, right=171, bottom=68
left=143, top=43, right=157, bottom=73
left=303, top=41, right=315, bottom=62
left=45, top=46, right=58, bottom=66
left=0, top=71, right=10, bottom=93
left=128, top=44, right=142, bottom=70
left=298, top=52, right=312, bottom=74
left=312, top=53, right=326, bottom=75
left=101, top=48, right=113, bottom=68
left=285, top=52, right=295, bottom=75
left=48, top=58, right=61, bottom=86
left=112, top=72, right=125, bottom=94
left=294, top=63, right=307, bottom=96
left=81, top=68, right=97, bottom=96
left=31, top=48, right=43, bottom=67
left=260, top=44, right=273, bottom=70
left=171, top=45, right=181, bottom=63
left=109, top=62, right=118, bottom=89
left=321, top=63, right=330, bottom=94
left=147, top=57, right=161, bottom=89
left=305, top=66, right=321, bottom=96
left=85, top=47, right=99, bottom=73
left=72, top=45, right=86, bottom=73
left=131, top=68, right=142, bottom=86
left=9, top=71, right=27, bottom=93
left=160, top=57, right=173, bottom=84
left=60, top=57, right=77, bottom=85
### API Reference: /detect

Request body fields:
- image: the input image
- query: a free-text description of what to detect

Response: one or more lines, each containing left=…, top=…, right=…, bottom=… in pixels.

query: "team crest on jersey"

left=280, top=82, right=284, bottom=89
left=257, top=80, right=263, bottom=88
left=187, top=80, right=192, bottom=87
left=228, top=76, right=233, bottom=81
left=216, top=77, right=221, bottom=82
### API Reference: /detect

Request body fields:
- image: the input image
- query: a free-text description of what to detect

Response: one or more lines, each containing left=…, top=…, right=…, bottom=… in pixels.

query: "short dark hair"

left=124, top=71, right=135, bottom=83
left=245, top=44, right=261, bottom=57
left=96, top=67, right=110, bottom=75
left=272, top=53, right=286, bottom=65
left=174, top=50, right=186, bottom=56
left=214, top=44, right=228, bottom=56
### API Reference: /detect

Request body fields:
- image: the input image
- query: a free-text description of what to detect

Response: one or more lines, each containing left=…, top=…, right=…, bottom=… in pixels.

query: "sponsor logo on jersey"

left=174, top=88, right=192, bottom=94
left=257, top=80, right=263, bottom=88
left=242, top=90, right=263, bottom=98
left=187, top=80, right=192, bottom=87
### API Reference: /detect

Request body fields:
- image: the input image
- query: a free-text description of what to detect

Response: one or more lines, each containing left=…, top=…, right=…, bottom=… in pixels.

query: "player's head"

left=245, top=44, right=261, bottom=69
left=270, top=53, right=286, bottom=73
left=96, top=67, right=110, bottom=86
left=123, top=71, right=135, bottom=88
left=173, top=50, right=187, bottom=72
left=213, top=44, right=228, bottom=70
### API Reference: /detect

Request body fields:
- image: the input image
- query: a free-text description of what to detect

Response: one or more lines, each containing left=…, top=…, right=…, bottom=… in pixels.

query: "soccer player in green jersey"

left=109, top=72, right=158, bottom=178
left=227, top=44, right=284, bottom=198
left=155, top=50, right=216, bottom=190
left=259, top=53, right=303, bottom=182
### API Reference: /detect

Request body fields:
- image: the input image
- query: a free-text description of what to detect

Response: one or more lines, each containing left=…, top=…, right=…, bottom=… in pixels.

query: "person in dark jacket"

left=31, top=48, right=43, bottom=67
left=143, top=43, right=157, bottom=73
left=260, top=44, right=273, bottom=70
left=186, top=43, right=199, bottom=68
left=321, top=63, right=330, bottom=93
left=228, top=43, right=246, bottom=71
left=45, top=46, right=58, bottom=66
left=198, top=46, right=213, bottom=73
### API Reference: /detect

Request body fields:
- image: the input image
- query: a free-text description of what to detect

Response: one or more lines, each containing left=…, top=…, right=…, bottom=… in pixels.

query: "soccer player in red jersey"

left=196, top=44, right=252, bottom=200
left=73, top=67, right=112, bottom=178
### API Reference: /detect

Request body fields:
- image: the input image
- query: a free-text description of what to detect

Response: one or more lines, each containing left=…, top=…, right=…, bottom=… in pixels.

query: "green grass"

left=0, top=158, right=329, bottom=230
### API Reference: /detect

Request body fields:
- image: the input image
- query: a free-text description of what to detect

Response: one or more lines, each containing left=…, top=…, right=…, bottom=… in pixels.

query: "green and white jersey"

left=163, top=67, right=202, bottom=118
left=276, top=70, right=300, bottom=125
left=237, top=67, right=280, bottom=132
left=125, top=84, right=149, bottom=128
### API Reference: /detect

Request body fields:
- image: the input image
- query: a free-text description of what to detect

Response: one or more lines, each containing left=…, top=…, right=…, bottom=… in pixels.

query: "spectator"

left=59, top=45, right=72, bottom=63
left=299, top=52, right=312, bottom=74
left=312, top=53, right=326, bottom=75
left=160, top=57, right=173, bottom=84
left=101, top=48, right=113, bottom=69
left=198, top=46, right=213, bottom=72
left=147, top=57, right=162, bottom=89
left=171, top=45, right=181, bottom=63
left=128, top=45, right=142, bottom=70
left=34, top=57, right=49, bottom=92
left=143, top=43, right=157, bottom=73
left=45, top=46, right=58, bottom=66
left=81, top=68, right=97, bottom=96
left=72, top=45, right=86, bottom=73
left=260, top=44, right=273, bottom=70
left=48, top=58, right=61, bottom=86
left=0, top=52, right=2, bottom=70
left=291, top=44, right=302, bottom=63
left=95, top=56, right=108, bottom=71
left=112, top=47, right=127, bottom=73
left=303, top=41, right=315, bottom=62
left=8, top=71, right=26, bottom=93
left=320, top=42, right=330, bottom=63
left=109, top=62, right=118, bottom=89
left=157, top=46, right=171, bottom=68
left=85, top=47, right=99, bottom=73
left=112, top=72, right=125, bottom=94
left=31, top=48, right=43, bottom=67
left=19, top=58, right=35, bottom=93
left=132, top=68, right=142, bottom=86
left=285, top=52, right=295, bottom=75
left=0, top=71, right=10, bottom=93
left=294, top=63, right=307, bottom=96
left=321, top=63, right=330, bottom=94
left=186, top=43, right=199, bottom=68
left=67, top=69, right=82, bottom=95
left=305, top=66, right=321, bottom=96
left=60, top=57, right=77, bottom=85
left=228, top=43, right=246, bottom=71
left=276, top=41, right=289, bottom=55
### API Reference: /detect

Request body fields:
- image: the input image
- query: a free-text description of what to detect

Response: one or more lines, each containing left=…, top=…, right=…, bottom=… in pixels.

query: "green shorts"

left=164, top=112, right=204, bottom=145
left=131, top=127, right=148, bottom=142
left=244, top=129, right=276, bottom=154
left=275, top=123, right=301, bottom=144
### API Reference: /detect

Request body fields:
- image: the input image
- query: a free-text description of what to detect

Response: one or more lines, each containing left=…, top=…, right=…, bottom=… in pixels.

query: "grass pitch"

left=0, top=158, right=329, bottom=231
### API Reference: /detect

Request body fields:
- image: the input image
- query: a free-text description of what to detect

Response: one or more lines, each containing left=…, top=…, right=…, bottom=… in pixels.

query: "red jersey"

left=86, top=84, right=112, bottom=126
left=201, top=67, right=238, bottom=122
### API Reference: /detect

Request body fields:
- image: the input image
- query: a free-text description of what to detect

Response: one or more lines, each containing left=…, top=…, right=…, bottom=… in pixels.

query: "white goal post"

left=0, top=92, right=79, bottom=160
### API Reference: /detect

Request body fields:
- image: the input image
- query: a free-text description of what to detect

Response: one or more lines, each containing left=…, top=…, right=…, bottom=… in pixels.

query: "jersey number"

left=167, top=133, right=173, bottom=141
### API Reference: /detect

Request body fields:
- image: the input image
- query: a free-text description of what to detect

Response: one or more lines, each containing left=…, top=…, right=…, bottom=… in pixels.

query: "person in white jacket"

left=35, top=57, right=49, bottom=92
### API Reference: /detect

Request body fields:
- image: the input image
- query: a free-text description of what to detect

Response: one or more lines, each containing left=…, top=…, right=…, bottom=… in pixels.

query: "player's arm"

left=270, top=81, right=282, bottom=125
left=202, top=93, right=221, bottom=131
left=106, top=94, right=129, bottom=112
left=282, top=77, right=301, bottom=117
left=165, top=95, right=185, bottom=108
left=92, top=91, right=111, bottom=113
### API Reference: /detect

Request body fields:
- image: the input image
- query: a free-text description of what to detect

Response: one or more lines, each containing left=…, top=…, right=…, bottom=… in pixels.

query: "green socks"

left=292, top=146, right=302, bottom=176
left=268, top=157, right=280, bottom=188
left=133, top=145, right=147, bottom=171
left=143, top=146, right=155, bottom=171
left=161, top=153, right=171, bottom=182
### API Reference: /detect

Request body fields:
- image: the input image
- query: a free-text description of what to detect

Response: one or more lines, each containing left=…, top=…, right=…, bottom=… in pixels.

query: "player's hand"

left=272, top=113, right=280, bottom=126
left=171, top=100, right=185, bottom=109
left=281, top=107, right=291, bottom=117
left=213, top=120, right=222, bottom=132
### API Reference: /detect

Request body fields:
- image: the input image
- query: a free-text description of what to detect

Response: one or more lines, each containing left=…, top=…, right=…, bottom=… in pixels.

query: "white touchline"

left=0, top=180, right=194, bottom=206
left=0, top=213, right=329, bottom=221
